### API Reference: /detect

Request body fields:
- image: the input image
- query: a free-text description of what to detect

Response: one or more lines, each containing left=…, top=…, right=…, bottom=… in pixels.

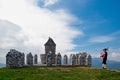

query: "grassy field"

left=0, top=66, right=120, bottom=80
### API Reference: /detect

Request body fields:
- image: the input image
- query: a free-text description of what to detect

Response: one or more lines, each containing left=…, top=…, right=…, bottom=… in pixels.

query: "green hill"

left=0, top=66, right=120, bottom=80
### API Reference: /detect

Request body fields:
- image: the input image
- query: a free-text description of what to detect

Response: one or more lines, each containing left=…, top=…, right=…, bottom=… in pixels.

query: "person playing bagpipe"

left=100, top=48, right=108, bottom=69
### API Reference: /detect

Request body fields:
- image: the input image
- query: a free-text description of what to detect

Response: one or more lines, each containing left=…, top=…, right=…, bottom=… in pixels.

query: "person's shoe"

left=102, top=64, right=104, bottom=68
left=104, top=64, right=107, bottom=69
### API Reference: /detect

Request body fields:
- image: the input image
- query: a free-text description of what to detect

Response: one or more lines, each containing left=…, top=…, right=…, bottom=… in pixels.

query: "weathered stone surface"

left=82, top=52, right=87, bottom=66
left=40, top=54, right=46, bottom=64
left=70, top=54, right=76, bottom=65
left=56, top=53, right=61, bottom=66
left=45, top=37, right=56, bottom=64
left=6, top=49, right=25, bottom=68
left=78, top=53, right=86, bottom=66
left=26, top=52, right=33, bottom=66
left=41, top=37, right=56, bottom=65
left=78, top=54, right=83, bottom=65
left=46, top=51, right=52, bottom=66
left=34, top=54, right=37, bottom=64
left=22, top=53, right=25, bottom=66
left=86, top=55, right=92, bottom=66
left=72, top=54, right=76, bottom=65
left=70, top=54, right=73, bottom=65
left=76, top=53, right=79, bottom=65
left=69, top=52, right=92, bottom=66
left=63, top=54, right=68, bottom=65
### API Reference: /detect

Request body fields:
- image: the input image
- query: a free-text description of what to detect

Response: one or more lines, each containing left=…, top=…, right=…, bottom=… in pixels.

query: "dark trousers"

left=102, top=58, right=107, bottom=64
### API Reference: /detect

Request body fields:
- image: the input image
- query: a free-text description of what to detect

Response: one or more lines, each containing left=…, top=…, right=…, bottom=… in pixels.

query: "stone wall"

left=6, top=38, right=92, bottom=68
left=40, top=52, right=91, bottom=66
left=69, top=52, right=91, bottom=66
left=6, top=49, right=92, bottom=68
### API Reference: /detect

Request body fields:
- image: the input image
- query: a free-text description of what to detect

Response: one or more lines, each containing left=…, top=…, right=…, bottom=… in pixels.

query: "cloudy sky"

left=0, top=0, right=120, bottom=63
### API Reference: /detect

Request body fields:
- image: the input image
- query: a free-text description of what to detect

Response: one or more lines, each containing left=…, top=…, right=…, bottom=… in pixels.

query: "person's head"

left=103, top=48, right=108, bottom=52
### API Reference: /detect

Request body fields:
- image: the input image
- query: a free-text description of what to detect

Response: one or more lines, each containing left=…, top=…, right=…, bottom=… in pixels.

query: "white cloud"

left=0, top=0, right=82, bottom=63
left=0, top=20, right=27, bottom=49
left=43, top=0, right=58, bottom=7
left=107, top=48, right=120, bottom=62
left=89, top=36, right=114, bottom=43
left=108, top=52, right=120, bottom=62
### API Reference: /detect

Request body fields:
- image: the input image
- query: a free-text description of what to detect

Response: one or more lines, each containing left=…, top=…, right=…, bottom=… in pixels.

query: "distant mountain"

left=92, top=58, right=120, bottom=70
left=0, top=63, right=5, bottom=68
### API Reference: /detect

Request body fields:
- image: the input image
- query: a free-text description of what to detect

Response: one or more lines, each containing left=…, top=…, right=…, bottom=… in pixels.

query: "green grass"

left=0, top=66, right=120, bottom=80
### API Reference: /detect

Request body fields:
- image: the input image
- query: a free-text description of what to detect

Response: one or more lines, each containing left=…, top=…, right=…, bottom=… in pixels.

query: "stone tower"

left=44, top=37, right=56, bottom=64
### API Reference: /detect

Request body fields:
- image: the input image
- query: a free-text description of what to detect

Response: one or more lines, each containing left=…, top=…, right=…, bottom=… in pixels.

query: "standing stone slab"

left=70, top=54, right=76, bottom=65
left=79, top=54, right=84, bottom=66
left=46, top=51, right=52, bottom=66
left=86, top=55, right=92, bottom=67
left=26, top=52, right=33, bottom=66
left=40, top=54, right=46, bottom=64
left=82, top=52, right=87, bottom=66
left=72, top=54, right=76, bottom=65
left=21, top=53, right=25, bottom=66
left=70, top=54, right=73, bottom=65
left=6, top=49, right=25, bottom=68
left=76, top=53, right=79, bottom=65
left=56, top=53, right=62, bottom=66
left=34, top=54, right=38, bottom=64
left=78, top=52, right=87, bottom=66
left=63, top=54, right=68, bottom=65
left=78, top=54, right=81, bottom=65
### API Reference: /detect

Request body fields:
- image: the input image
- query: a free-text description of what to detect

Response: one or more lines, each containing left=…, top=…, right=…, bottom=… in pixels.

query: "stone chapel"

left=40, top=37, right=56, bottom=65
